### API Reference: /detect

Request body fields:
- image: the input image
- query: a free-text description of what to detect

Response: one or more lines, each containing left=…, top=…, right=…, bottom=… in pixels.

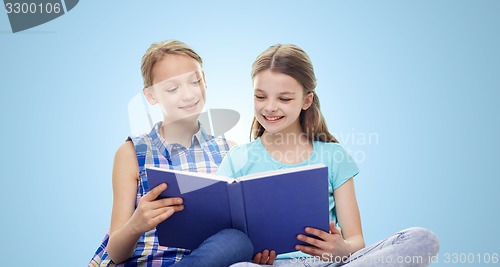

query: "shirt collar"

left=152, top=121, right=211, bottom=149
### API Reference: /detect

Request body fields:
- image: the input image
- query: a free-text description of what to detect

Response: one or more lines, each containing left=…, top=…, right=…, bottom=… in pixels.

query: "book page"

left=148, top=167, right=236, bottom=194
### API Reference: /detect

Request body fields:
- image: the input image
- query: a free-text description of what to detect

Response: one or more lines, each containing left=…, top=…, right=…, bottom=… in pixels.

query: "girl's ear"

left=143, top=87, right=157, bottom=105
left=202, top=71, right=207, bottom=88
left=302, top=92, right=314, bottom=110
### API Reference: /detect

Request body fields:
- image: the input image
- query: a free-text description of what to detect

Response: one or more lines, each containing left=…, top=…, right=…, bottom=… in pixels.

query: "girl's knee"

left=216, top=229, right=254, bottom=258
left=404, top=227, right=440, bottom=255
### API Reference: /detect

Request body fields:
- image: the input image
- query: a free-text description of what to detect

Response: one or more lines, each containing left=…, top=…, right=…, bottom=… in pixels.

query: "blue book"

left=146, top=164, right=329, bottom=255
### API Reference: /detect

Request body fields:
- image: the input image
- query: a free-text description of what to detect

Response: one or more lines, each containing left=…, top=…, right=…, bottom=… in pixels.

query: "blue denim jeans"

left=230, top=227, right=440, bottom=267
left=174, top=229, right=254, bottom=267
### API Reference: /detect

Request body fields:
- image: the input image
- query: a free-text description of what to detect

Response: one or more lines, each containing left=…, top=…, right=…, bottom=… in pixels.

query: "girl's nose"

left=264, top=101, right=278, bottom=113
left=181, top=84, right=197, bottom=101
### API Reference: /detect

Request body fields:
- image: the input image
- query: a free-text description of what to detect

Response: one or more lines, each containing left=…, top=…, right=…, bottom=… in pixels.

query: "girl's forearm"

left=345, top=235, right=365, bottom=255
left=107, top=222, right=142, bottom=264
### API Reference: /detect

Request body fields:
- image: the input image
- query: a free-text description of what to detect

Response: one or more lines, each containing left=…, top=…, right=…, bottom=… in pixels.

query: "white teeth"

left=265, top=116, right=282, bottom=121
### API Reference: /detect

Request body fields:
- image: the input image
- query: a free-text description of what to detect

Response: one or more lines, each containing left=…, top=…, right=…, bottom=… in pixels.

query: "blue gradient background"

left=1, top=1, right=499, bottom=266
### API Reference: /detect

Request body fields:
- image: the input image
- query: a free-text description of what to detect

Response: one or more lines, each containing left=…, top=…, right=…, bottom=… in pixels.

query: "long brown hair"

left=250, top=44, right=338, bottom=143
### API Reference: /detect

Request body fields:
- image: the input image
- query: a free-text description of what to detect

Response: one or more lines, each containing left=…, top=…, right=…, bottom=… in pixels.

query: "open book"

left=146, top=164, right=329, bottom=255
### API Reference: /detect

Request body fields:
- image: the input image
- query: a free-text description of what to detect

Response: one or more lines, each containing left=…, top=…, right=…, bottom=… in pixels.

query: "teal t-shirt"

left=216, top=138, right=359, bottom=259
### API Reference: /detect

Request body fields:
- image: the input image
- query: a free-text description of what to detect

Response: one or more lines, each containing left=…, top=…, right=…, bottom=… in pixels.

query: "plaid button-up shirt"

left=90, top=122, right=230, bottom=266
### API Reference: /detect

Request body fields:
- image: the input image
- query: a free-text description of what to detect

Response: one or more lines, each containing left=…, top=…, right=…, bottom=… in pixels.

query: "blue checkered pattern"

left=89, top=122, right=230, bottom=266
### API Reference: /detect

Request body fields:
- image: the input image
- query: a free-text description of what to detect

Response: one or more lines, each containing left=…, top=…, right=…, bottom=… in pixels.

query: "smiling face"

left=253, top=69, right=313, bottom=136
left=144, top=54, right=206, bottom=124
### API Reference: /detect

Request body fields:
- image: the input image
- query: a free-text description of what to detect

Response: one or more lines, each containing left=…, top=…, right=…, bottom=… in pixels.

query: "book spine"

left=227, top=182, right=248, bottom=234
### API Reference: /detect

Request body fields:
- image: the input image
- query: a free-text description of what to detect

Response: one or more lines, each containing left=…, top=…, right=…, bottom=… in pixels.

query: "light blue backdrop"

left=1, top=1, right=499, bottom=266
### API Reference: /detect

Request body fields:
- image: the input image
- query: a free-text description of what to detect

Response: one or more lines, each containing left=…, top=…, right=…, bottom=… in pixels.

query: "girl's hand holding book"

left=129, top=183, right=184, bottom=234
left=296, top=222, right=353, bottom=261
left=252, top=249, right=277, bottom=265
